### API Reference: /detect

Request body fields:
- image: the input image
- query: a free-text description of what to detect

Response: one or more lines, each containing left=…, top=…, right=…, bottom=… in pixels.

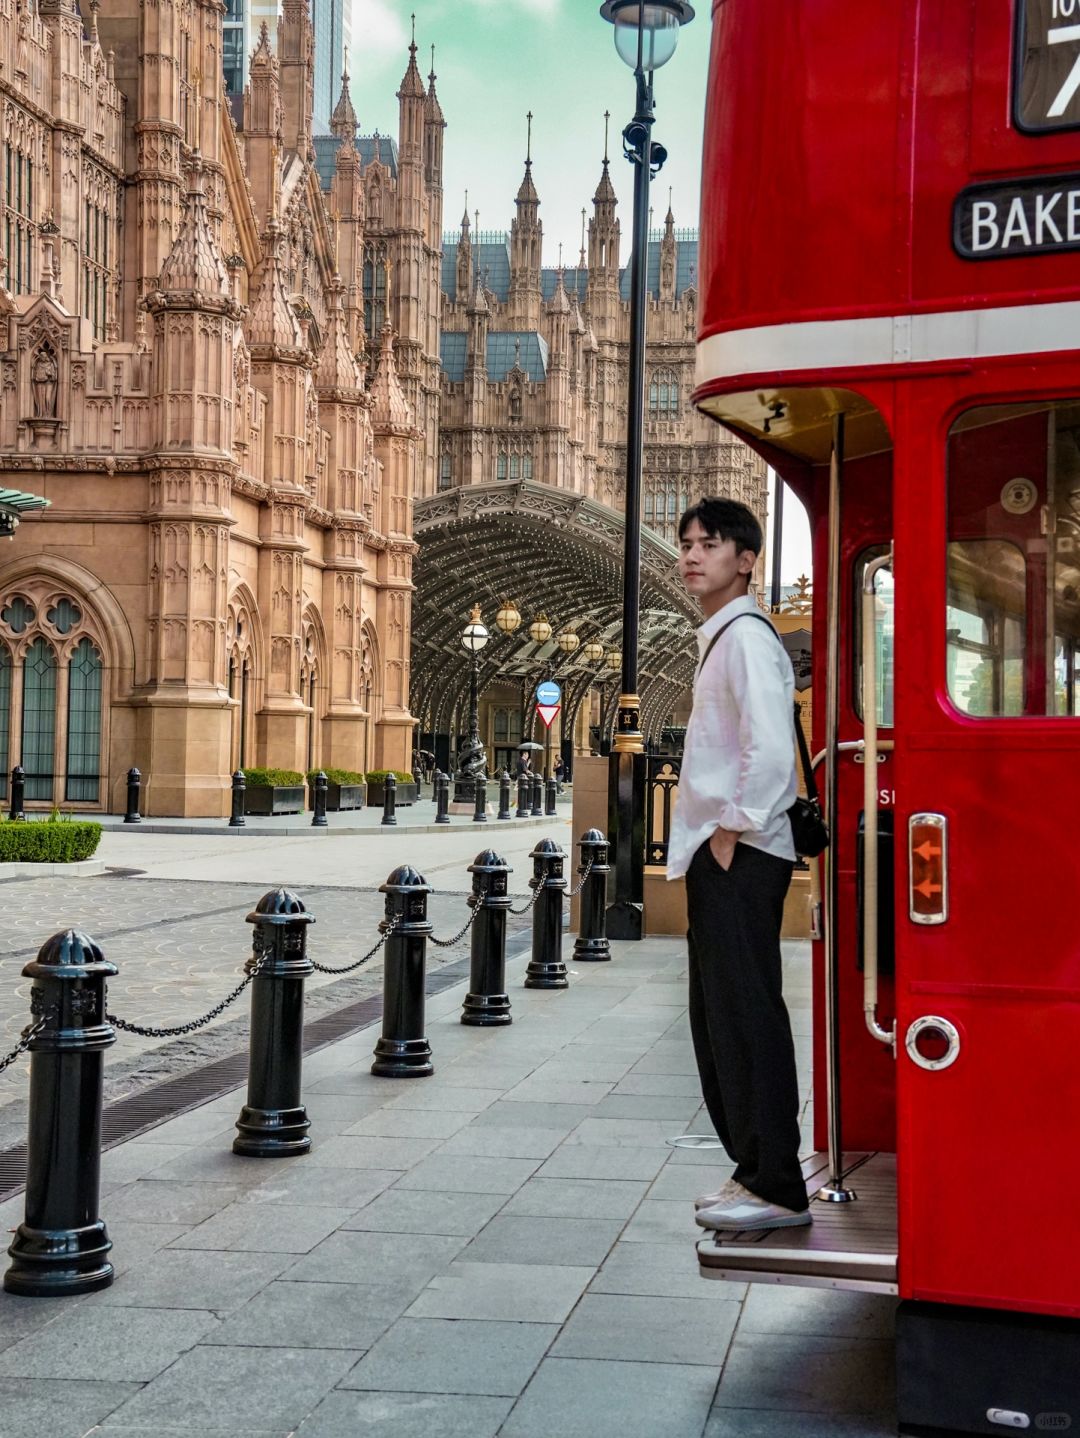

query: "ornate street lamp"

left=583, top=640, right=604, bottom=663
left=605, top=648, right=623, bottom=672
left=453, top=603, right=490, bottom=805
left=555, top=625, right=580, bottom=655
left=600, top=0, right=693, bottom=939
left=496, top=599, right=522, bottom=635
left=528, top=612, right=553, bottom=646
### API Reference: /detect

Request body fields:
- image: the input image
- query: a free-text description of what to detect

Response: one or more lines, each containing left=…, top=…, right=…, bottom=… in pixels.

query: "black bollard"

left=372, top=865, right=433, bottom=1077
left=516, top=774, right=530, bottom=818
left=9, top=764, right=24, bottom=821
left=311, top=770, right=328, bottom=828
left=234, top=890, right=315, bottom=1157
left=461, top=850, right=513, bottom=1025
left=381, top=772, right=397, bottom=827
left=573, top=829, right=612, bottom=963
left=4, top=931, right=118, bottom=1297
left=530, top=772, right=543, bottom=817
left=229, top=769, right=246, bottom=828
left=434, top=769, right=450, bottom=825
left=524, top=838, right=569, bottom=989
left=497, top=770, right=512, bottom=821
left=473, top=774, right=488, bottom=823
left=124, top=767, right=142, bottom=824
left=545, top=777, right=558, bottom=816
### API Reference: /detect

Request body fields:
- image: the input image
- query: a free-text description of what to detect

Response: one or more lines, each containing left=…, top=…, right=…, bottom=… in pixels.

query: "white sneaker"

left=694, top=1177, right=744, bottom=1211
left=695, top=1189, right=812, bottom=1232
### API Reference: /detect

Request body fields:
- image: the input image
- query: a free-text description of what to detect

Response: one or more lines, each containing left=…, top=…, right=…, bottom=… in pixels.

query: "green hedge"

left=241, top=767, right=304, bottom=788
left=0, top=820, right=102, bottom=863
left=365, top=770, right=415, bottom=784
left=306, top=768, right=366, bottom=786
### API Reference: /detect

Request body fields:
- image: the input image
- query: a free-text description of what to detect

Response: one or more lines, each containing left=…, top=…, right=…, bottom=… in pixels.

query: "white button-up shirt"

left=667, top=594, right=797, bottom=879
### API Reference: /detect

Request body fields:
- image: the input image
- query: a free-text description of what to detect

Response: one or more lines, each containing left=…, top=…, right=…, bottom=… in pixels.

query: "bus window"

left=854, top=547, right=894, bottom=727
left=947, top=402, right=1080, bottom=718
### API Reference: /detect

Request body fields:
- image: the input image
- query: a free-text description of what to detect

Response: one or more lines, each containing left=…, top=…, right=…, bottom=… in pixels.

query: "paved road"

left=0, top=821, right=574, bottom=1149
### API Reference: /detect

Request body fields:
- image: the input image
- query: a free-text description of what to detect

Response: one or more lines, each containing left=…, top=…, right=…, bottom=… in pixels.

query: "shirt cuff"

left=716, top=803, right=771, bottom=834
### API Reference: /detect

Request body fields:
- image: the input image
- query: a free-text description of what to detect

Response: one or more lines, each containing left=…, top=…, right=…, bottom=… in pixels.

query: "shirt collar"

left=695, top=592, right=760, bottom=651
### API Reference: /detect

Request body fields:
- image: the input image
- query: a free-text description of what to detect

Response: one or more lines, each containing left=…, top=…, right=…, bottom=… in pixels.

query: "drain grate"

left=0, top=934, right=531, bottom=1205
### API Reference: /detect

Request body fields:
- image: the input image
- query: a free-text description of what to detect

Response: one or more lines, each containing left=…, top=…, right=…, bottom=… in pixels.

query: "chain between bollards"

left=429, top=901, right=483, bottom=949
left=106, top=951, right=271, bottom=1038
left=308, top=914, right=400, bottom=974
left=565, top=857, right=594, bottom=898
left=0, top=1015, right=50, bottom=1076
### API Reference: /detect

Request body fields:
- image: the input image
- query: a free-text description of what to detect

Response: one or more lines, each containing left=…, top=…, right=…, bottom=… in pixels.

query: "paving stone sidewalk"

left=0, top=936, right=897, bottom=1438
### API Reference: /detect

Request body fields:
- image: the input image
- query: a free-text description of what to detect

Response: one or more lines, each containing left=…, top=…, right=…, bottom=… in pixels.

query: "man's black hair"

left=677, top=497, right=762, bottom=555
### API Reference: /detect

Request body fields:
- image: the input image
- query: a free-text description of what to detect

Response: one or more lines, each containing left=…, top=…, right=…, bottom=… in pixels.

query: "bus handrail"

left=862, top=551, right=896, bottom=1053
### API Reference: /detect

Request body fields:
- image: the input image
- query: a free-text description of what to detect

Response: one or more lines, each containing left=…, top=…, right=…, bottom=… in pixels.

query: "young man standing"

left=668, top=497, right=810, bottom=1232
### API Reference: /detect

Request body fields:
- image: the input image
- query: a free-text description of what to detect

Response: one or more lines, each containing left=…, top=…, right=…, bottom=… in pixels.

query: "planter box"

left=244, top=784, right=305, bottom=817
left=310, top=781, right=366, bottom=812
left=366, top=780, right=418, bottom=807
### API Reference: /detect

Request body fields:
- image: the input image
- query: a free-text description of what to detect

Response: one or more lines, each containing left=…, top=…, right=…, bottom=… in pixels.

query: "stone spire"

left=426, top=45, right=445, bottom=126
left=369, top=324, right=413, bottom=428
left=547, top=267, right=570, bottom=315
left=317, top=278, right=363, bottom=392
left=330, top=60, right=358, bottom=142
left=515, top=111, right=539, bottom=214
left=247, top=222, right=303, bottom=348
left=158, top=154, right=230, bottom=298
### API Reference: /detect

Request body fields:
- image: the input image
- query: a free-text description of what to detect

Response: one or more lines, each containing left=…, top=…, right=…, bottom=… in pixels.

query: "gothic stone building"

left=0, top=0, right=442, bottom=815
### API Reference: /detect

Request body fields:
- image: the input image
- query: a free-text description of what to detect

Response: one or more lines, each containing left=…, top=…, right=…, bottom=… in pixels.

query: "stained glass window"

left=66, top=639, right=101, bottom=802
left=22, top=638, right=56, bottom=801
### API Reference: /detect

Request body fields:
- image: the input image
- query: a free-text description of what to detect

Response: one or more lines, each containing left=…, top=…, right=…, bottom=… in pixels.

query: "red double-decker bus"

left=693, top=2, right=1080, bottom=1431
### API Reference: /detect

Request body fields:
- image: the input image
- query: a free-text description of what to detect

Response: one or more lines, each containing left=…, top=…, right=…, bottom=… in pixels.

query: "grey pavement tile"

left=394, top=1153, right=541, bottom=1194
left=501, top=1176, right=648, bottom=1220
left=552, top=1292, right=738, bottom=1366
left=434, top=1124, right=563, bottom=1160
left=202, top=1279, right=413, bottom=1350
left=141, top=1146, right=282, bottom=1184
left=283, top=1229, right=467, bottom=1289
left=620, top=1198, right=700, bottom=1244
left=340, top=1316, right=556, bottom=1395
left=301, top=1094, right=389, bottom=1124
left=712, top=1334, right=895, bottom=1414
left=0, top=1378, right=140, bottom=1438
left=339, top=1188, right=506, bottom=1236
left=90, top=1430, right=291, bottom=1437
left=0, top=1291, right=92, bottom=1353
left=305, top=1069, right=417, bottom=1096
left=167, top=1200, right=354, bottom=1253
left=104, top=1179, right=245, bottom=1226
left=101, top=1344, right=360, bottom=1431
left=0, top=1306, right=218, bottom=1381
left=591, top=1093, right=705, bottom=1122
left=504, top=1078, right=616, bottom=1105
left=647, top=1163, right=735, bottom=1202
left=239, top=1165, right=399, bottom=1211
left=737, top=1286, right=896, bottom=1340
left=406, top=1260, right=595, bottom=1323
left=305, top=1134, right=441, bottom=1170
left=100, top=1144, right=191, bottom=1183
left=591, top=1241, right=746, bottom=1301
left=294, top=1390, right=512, bottom=1437
left=383, top=1084, right=503, bottom=1112
left=469, top=1100, right=593, bottom=1133
left=92, top=1247, right=292, bottom=1311
left=342, top=1107, right=473, bottom=1139
left=536, top=1144, right=667, bottom=1181
left=704, top=1408, right=895, bottom=1437
left=106, top=1219, right=192, bottom=1275
left=463, top=1215, right=623, bottom=1268
left=612, top=1072, right=707, bottom=1098
left=433, top=1064, right=540, bottom=1090
left=499, top=1356, right=721, bottom=1438
left=629, top=1045, right=700, bottom=1076
left=566, top=1117, right=684, bottom=1148
left=130, top=1108, right=237, bottom=1147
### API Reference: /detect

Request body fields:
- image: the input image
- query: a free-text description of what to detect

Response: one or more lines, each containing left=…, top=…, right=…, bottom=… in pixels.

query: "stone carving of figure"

left=509, top=384, right=522, bottom=421
left=31, top=348, right=58, bottom=418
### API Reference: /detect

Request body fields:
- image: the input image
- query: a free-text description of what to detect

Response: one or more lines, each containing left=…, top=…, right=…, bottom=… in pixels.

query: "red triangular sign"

left=537, top=703, right=560, bottom=729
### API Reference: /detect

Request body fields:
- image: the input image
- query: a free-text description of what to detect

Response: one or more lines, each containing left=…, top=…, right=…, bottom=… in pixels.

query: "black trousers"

left=685, top=840, right=808, bottom=1213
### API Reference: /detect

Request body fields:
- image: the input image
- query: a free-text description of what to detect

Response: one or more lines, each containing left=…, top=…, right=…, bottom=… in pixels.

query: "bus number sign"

left=1015, top=0, right=1080, bottom=134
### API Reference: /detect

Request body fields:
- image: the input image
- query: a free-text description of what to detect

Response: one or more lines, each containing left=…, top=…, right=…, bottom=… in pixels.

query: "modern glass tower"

left=311, top=0, right=350, bottom=134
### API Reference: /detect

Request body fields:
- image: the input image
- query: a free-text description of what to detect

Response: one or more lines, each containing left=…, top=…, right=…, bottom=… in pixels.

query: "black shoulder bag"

left=699, top=611, right=829, bottom=860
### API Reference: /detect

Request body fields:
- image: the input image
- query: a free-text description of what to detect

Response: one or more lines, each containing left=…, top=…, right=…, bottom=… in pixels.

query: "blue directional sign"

left=536, top=680, right=561, bottom=707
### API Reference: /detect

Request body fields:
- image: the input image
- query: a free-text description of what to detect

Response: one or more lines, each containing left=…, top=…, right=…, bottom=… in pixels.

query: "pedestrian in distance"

left=553, top=755, right=565, bottom=792
left=667, top=496, right=810, bottom=1234
left=516, top=752, right=531, bottom=780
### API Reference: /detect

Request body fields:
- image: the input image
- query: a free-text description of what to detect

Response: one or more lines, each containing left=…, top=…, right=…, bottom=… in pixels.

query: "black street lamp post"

left=600, top=0, right=693, bottom=941
left=453, top=604, right=491, bottom=807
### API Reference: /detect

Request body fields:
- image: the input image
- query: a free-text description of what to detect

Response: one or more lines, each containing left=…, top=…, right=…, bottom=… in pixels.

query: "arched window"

left=648, top=367, right=680, bottom=416
left=22, top=637, right=57, bottom=801
left=66, top=639, right=102, bottom=801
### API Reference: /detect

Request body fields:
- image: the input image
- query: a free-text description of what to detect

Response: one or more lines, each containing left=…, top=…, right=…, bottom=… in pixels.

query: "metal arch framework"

left=411, top=480, right=698, bottom=741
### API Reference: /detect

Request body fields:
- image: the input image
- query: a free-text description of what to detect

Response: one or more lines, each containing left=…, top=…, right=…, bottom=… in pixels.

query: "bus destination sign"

left=1015, top=0, right=1080, bottom=133
left=954, top=172, right=1080, bottom=258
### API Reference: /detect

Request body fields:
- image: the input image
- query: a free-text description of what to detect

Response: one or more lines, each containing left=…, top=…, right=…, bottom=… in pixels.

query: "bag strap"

left=698, top=610, right=820, bottom=805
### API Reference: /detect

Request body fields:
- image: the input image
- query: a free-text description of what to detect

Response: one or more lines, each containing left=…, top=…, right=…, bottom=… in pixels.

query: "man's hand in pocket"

left=708, top=826, right=740, bottom=871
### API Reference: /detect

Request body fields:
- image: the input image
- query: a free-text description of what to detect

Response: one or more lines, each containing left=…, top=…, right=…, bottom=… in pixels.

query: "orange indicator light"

left=909, top=813, right=948, bottom=926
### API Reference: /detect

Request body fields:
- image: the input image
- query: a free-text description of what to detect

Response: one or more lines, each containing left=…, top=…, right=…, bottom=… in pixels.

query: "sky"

left=347, top=0, right=814, bottom=584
